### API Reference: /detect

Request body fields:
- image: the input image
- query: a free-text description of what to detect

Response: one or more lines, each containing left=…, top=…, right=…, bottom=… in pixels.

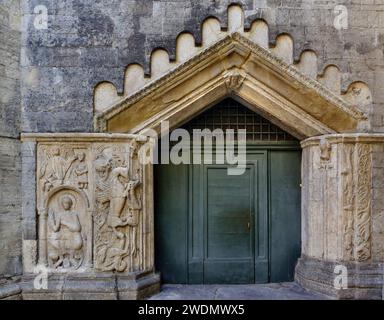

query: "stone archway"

left=90, top=30, right=380, bottom=299
left=20, top=5, right=383, bottom=299
left=154, top=97, right=302, bottom=285
left=95, top=31, right=366, bottom=137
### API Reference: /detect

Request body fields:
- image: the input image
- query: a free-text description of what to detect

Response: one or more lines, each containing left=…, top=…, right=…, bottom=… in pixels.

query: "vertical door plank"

left=269, top=150, right=301, bottom=282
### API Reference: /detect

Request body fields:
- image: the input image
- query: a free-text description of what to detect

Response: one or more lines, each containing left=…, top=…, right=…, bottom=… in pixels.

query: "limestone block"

left=343, top=82, right=373, bottom=118
left=151, top=49, right=172, bottom=79
left=202, top=18, right=223, bottom=46
left=0, top=281, right=21, bottom=300
left=0, top=137, right=22, bottom=277
left=20, top=272, right=160, bottom=300
left=228, top=5, right=244, bottom=33
left=94, top=82, right=120, bottom=113
left=246, top=20, right=269, bottom=49
left=298, top=133, right=384, bottom=299
left=318, top=65, right=341, bottom=95
left=22, top=240, right=37, bottom=273
left=176, top=33, right=198, bottom=63
left=272, top=35, right=294, bottom=65
left=301, top=134, right=384, bottom=263
left=296, top=256, right=383, bottom=299
left=21, top=133, right=156, bottom=293
left=124, top=64, right=148, bottom=97
left=296, top=51, right=318, bottom=79
left=21, top=141, right=36, bottom=240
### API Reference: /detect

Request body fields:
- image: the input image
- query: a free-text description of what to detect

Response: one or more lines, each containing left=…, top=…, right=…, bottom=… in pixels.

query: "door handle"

left=247, top=222, right=250, bottom=229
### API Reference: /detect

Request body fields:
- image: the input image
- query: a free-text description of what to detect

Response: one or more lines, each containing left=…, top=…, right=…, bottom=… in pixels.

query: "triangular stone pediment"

left=95, top=32, right=367, bottom=140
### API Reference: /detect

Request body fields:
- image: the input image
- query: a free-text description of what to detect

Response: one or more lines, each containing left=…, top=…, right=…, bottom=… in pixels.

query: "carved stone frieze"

left=354, top=143, right=372, bottom=261
left=341, top=144, right=355, bottom=260
left=341, top=143, right=372, bottom=262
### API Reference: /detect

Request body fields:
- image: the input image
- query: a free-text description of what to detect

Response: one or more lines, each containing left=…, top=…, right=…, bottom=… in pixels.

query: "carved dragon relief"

left=93, top=140, right=143, bottom=272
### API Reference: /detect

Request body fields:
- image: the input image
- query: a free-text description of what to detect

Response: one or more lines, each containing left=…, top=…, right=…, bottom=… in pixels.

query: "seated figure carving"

left=48, top=195, right=84, bottom=269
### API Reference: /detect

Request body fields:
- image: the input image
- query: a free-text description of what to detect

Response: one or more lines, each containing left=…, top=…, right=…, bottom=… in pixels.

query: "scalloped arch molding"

left=94, top=4, right=372, bottom=138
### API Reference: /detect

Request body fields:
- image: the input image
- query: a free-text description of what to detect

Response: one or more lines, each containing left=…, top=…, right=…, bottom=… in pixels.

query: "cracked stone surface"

left=148, top=282, right=329, bottom=300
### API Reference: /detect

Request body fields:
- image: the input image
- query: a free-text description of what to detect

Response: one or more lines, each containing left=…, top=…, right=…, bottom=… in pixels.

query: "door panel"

left=154, top=163, right=188, bottom=283
left=206, top=166, right=253, bottom=259
left=269, top=151, right=301, bottom=282
left=204, top=166, right=254, bottom=284
left=204, top=261, right=255, bottom=284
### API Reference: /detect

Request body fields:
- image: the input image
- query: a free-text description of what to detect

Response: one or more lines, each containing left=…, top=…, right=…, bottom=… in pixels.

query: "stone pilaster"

left=296, top=134, right=384, bottom=299
left=20, top=133, right=159, bottom=300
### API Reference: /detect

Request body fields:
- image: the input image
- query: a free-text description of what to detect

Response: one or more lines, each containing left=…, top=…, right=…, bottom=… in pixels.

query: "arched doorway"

left=92, top=29, right=370, bottom=298
left=154, top=98, right=301, bottom=284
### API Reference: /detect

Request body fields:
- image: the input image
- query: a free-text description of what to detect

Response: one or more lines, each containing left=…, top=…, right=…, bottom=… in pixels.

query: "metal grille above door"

left=182, top=98, right=297, bottom=141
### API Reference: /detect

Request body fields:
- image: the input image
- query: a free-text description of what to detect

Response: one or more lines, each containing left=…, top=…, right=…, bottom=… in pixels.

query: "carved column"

left=37, top=208, right=48, bottom=266
left=296, top=134, right=384, bottom=299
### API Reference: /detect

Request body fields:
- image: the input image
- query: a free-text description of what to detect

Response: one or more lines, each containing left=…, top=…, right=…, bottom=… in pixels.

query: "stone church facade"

left=1, top=0, right=384, bottom=299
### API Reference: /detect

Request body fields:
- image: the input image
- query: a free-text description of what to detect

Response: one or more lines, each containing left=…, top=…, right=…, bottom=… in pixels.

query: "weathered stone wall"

left=0, top=140, right=21, bottom=275
left=0, top=0, right=20, bottom=138
left=0, top=0, right=22, bottom=298
left=21, top=0, right=384, bottom=133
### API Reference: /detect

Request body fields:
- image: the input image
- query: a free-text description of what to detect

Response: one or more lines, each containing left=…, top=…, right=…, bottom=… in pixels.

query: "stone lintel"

left=21, top=133, right=149, bottom=143
left=301, top=133, right=384, bottom=148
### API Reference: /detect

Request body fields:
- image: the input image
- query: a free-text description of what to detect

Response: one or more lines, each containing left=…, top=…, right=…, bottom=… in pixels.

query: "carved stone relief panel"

left=93, top=141, right=144, bottom=273
left=341, top=143, right=372, bottom=262
left=302, top=136, right=373, bottom=263
left=341, top=143, right=355, bottom=261
left=354, top=143, right=372, bottom=262
left=46, top=187, right=90, bottom=270
left=37, top=144, right=92, bottom=271
left=34, top=135, right=152, bottom=274
left=319, top=137, right=333, bottom=169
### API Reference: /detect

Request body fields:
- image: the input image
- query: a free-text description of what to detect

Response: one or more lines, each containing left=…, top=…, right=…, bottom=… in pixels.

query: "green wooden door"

left=188, top=152, right=268, bottom=284
left=155, top=148, right=301, bottom=284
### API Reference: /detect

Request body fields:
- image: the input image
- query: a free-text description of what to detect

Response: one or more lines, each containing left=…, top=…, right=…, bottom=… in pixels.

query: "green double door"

left=155, top=147, right=301, bottom=284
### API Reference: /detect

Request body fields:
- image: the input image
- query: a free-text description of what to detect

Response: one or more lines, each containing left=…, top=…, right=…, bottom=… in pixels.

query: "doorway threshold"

left=147, top=282, right=328, bottom=300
